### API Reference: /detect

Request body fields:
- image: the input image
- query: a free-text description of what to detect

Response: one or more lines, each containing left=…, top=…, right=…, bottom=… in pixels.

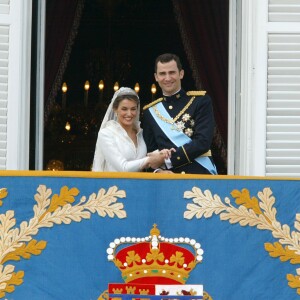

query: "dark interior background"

left=64, top=0, right=194, bottom=106
left=30, top=0, right=228, bottom=173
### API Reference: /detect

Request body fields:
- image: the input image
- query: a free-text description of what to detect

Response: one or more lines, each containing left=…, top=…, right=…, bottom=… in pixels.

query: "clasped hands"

left=146, top=148, right=176, bottom=170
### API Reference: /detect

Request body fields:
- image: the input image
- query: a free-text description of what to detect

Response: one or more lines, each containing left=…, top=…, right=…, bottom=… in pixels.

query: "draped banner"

left=0, top=171, right=299, bottom=299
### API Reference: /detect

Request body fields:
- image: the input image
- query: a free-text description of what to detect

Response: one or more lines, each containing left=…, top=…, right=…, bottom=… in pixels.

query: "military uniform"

left=142, top=89, right=217, bottom=174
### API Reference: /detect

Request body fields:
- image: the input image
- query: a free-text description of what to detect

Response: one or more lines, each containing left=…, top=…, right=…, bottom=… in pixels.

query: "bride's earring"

left=113, top=110, right=118, bottom=118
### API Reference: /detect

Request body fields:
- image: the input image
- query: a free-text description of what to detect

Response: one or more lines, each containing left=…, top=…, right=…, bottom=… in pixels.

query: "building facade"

left=1, top=0, right=300, bottom=176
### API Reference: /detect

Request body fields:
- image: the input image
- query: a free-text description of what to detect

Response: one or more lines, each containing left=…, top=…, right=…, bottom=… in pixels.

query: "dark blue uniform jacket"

left=142, top=89, right=216, bottom=174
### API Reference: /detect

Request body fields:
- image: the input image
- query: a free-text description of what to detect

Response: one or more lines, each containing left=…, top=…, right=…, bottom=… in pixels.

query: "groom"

left=142, top=53, right=217, bottom=175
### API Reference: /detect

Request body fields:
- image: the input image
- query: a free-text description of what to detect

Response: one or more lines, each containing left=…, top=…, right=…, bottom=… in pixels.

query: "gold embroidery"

left=0, top=269, right=24, bottom=298
left=152, top=96, right=195, bottom=124
left=126, top=251, right=141, bottom=265
left=98, top=289, right=109, bottom=300
left=186, top=90, right=206, bottom=96
left=0, top=185, right=127, bottom=298
left=287, top=274, right=300, bottom=293
left=39, top=185, right=80, bottom=221
left=231, top=188, right=264, bottom=216
left=184, top=187, right=300, bottom=296
left=1, top=239, right=47, bottom=264
left=265, top=242, right=300, bottom=264
left=112, top=288, right=123, bottom=294
left=139, top=289, right=150, bottom=295
left=170, top=251, right=185, bottom=265
left=0, top=188, right=7, bottom=207
left=200, top=150, right=212, bottom=157
left=182, top=146, right=191, bottom=163
left=203, top=291, right=213, bottom=299
left=126, top=286, right=136, bottom=294
left=143, top=98, right=163, bottom=110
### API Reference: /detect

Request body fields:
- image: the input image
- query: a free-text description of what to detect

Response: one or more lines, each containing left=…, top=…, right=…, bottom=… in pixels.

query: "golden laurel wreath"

left=184, top=187, right=300, bottom=296
left=0, top=185, right=126, bottom=298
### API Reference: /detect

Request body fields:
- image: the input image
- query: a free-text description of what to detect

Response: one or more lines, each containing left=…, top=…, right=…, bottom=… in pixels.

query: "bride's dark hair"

left=112, top=94, right=139, bottom=110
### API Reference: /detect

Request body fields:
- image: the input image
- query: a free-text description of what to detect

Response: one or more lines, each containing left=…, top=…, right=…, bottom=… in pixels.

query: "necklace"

left=153, top=96, right=195, bottom=124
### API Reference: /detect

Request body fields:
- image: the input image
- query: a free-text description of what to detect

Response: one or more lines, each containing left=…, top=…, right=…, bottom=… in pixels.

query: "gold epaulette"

left=186, top=90, right=206, bottom=96
left=143, top=97, right=163, bottom=110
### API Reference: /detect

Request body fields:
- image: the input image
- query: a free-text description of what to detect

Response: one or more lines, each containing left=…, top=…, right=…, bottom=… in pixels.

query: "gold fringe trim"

left=143, top=98, right=163, bottom=110
left=201, top=150, right=212, bottom=157
left=187, top=90, right=206, bottom=96
left=0, top=170, right=299, bottom=181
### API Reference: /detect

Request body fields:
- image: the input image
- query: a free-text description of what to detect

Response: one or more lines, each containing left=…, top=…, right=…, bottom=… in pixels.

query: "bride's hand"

left=146, top=148, right=176, bottom=169
left=147, top=151, right=165, bottom=169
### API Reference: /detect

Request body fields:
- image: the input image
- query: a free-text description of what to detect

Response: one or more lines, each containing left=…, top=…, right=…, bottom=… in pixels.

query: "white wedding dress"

left=92, top=120, right=148, bottom=172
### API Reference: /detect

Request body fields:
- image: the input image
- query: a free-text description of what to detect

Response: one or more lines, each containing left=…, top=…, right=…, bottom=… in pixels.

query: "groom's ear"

left=179, top=69, right=184, bottom=79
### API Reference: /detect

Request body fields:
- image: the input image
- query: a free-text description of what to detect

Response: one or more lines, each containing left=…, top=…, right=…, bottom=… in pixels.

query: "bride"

left=92, top=87, right=172, bottom=172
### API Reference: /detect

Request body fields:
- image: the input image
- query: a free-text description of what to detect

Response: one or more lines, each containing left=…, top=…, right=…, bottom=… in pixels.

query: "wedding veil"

left=92, top=87, right=140, bottom=171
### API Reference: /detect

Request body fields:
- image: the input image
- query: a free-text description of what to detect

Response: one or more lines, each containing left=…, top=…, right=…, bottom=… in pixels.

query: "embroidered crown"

left=106, top=224, right=203, bottom=284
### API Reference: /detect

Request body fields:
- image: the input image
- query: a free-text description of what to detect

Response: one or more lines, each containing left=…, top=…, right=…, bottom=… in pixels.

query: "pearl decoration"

left=196, top=255, right=203, bottom=261
left=152, top=241, right=158, bottom=247
left=195, top=243, right=200, bottom=249
left=197, top=249, right=204, bottom=255
left=106, top=248, right=113, bottom=255
left=107, top=229, right=205, bottom=273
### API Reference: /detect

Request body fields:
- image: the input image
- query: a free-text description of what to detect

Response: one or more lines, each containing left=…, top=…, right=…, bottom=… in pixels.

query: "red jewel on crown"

left=106, top=224, right=204, bottom=284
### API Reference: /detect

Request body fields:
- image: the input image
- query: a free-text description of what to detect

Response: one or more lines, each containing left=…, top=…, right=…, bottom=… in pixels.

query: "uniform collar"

left=162, top=89, right=185, bottom=101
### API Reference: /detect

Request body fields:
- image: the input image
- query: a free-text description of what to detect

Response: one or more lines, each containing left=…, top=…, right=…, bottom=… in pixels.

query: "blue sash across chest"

left=149, top=102, right=217, bottom=174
